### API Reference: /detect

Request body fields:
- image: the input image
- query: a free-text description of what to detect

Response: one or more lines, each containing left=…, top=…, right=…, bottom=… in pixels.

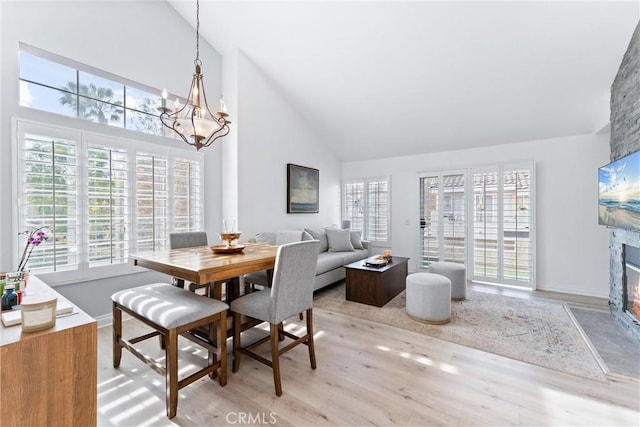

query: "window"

left=15, top=120, right=204, bottom=283
left=343, top=178, right=390, bottom=244
left=19, top=44, right=164, bottom=137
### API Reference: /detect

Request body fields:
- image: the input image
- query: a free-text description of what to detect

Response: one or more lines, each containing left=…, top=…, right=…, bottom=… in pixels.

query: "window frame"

left=18, top=42, right=174, bottom=138
left=13, top=118, right=205, bottom=286
left=342, top=177, right=391, bottom=246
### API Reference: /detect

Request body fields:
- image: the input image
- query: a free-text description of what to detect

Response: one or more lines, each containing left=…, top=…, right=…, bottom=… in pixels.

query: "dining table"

left=130, top=242, right=278, bottom=287
left=129, top=242, right=279, bottom=337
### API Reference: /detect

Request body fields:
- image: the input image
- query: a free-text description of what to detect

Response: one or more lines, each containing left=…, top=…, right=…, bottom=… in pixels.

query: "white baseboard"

left=95, top=313, right=112, bottom=329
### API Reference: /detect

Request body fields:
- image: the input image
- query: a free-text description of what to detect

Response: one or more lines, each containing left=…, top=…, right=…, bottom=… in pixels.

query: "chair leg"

left=270, top=323, right=283, bottom=396
left=218, top=312, right=227, bottom=386
left=165, top=328, right=178, bottom=419
left=208, top=317, right=218, bottom=380
left=232, top=311, right=241, bottom=373
left=278, top=322, right=285, bottom=342
left=306, top=308, right=317, bottom=369
left=112, top=303, right=122, bottom=368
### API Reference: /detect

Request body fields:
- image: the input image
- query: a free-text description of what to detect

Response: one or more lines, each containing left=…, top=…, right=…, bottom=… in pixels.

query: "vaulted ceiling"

left=169, top=1, right=639, bottom=161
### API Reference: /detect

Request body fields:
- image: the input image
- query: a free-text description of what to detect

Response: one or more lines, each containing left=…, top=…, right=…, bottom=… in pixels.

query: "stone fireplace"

left=609, top=21, right=639, bottom=343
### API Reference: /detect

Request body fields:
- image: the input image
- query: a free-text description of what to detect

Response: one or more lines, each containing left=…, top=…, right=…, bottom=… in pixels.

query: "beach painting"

left=287, top=163, right=319, bottom=213
left=599, top=150, right=640, bottom=231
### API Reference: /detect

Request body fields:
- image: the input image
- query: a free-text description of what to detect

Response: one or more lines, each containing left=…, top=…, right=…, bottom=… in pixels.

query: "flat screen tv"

left=598, top=149, right=640, bottom=231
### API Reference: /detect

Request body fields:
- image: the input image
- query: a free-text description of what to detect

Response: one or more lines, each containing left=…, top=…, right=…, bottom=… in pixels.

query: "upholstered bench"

left=428, top=261, right=467, bottom=300
left=112, top=283, right=228, bottom=419
left=405, top=273, right=451, bottom=324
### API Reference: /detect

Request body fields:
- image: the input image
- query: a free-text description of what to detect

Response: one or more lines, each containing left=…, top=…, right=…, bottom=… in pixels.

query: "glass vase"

left=6, top=271, right=28, bottom=294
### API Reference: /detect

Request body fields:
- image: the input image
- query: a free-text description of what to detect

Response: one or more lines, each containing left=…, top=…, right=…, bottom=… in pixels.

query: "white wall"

left=342, top=133, right=612, bottom=298
left=0, top=1, right=224, bottom=317
left=231, top=51, right=341, bottom=237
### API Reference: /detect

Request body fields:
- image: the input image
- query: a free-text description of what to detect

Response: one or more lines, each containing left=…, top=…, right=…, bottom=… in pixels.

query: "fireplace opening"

left=623, top=244, right=640, bottom=322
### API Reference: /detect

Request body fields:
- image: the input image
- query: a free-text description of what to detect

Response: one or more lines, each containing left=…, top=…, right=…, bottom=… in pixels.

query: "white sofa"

left=245, top=227, right=370, bottom=291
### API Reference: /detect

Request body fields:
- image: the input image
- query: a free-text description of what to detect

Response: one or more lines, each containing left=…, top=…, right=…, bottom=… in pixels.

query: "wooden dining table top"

left=130, top=243, right=278, bottom=285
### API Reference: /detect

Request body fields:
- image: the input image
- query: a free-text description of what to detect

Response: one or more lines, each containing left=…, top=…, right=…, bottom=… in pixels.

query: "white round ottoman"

left=428, top=262, right=467, bottom=301
left=405, top=273, right=451, bottom=324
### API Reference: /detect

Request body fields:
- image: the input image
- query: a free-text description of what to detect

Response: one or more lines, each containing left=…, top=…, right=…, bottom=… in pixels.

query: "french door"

left=471, top=164, right=535, bottom=288
left=418, top=164, right=535, bottom=289
left=419, top=170, right=466, bottom=268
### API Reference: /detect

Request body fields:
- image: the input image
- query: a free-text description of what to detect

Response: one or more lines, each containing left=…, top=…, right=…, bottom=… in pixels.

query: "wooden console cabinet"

left=0, top=276, right=97, bottom=427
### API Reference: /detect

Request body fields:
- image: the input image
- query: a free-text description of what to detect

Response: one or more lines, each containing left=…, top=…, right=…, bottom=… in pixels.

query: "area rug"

left=314, top=283, right=607, bottom=381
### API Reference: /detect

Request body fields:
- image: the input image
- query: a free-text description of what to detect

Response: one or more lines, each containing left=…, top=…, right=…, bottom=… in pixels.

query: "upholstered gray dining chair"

left=230, top=240, right=320, bottom=396
left=169, top=231, right=208, bottom=291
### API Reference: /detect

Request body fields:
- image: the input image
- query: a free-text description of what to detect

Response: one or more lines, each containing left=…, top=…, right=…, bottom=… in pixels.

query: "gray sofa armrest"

left=361, top=240, right=371, bottom=256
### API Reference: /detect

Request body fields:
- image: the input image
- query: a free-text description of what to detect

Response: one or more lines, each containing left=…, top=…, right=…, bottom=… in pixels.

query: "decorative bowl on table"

left=213, top=232, right=244, bottom=254
left=219, top=232, right=242, bottom=247
left=211, top=244, right=245, bottom=254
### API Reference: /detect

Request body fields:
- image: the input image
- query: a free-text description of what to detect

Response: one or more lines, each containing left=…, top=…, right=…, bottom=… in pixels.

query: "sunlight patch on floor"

left=99, top=386, right=149, bottom=412
left=376, top=344, right=458, bottom=374
left=538, top=385, right=640, bottom=424
left=109, top=396, right=165, bottom=426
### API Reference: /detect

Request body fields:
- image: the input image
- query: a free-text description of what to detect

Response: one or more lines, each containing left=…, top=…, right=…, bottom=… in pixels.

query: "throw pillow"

left=326, top=228, right=355, bottom=252
left=304, top=227, right=329, bottom=252
left=350, top=231, right=364, bottom=249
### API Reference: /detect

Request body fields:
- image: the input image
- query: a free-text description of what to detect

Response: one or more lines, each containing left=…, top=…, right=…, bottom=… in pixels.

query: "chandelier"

left=159, top=0, right=230, bottom=151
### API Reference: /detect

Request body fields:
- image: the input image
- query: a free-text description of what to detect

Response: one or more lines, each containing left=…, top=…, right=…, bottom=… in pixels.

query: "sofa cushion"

left=315, top=253, right=346, bottom=275
left=350, top=231, right=364, bottom=249
left=304, top=227, right=329, bottom=252
left=326, top=228, right=354, bottom=252
left=255, top=232, right=277, bottom=244
left=342, top=249, right=369, bottom=265
left=275, top=230, right=303, bottom=245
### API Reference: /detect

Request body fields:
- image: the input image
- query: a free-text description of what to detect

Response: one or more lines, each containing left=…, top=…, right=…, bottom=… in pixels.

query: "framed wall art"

left=287, top=163, right=319, bottom=213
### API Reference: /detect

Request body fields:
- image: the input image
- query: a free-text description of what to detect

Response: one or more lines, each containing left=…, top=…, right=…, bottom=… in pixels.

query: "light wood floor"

left=96, top=284, right=639, bottom=427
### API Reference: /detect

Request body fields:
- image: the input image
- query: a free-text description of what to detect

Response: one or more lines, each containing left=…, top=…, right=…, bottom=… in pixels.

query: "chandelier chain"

left=195, top=0, right=201, bottom=65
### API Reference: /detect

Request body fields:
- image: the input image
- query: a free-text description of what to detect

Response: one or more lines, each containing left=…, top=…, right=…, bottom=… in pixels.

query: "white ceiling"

left=168, top=0, right=639, bottom=161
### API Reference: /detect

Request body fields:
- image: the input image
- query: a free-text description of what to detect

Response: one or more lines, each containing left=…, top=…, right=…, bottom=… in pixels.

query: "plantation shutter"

left=471, top=164, right=534, bottom=287
left=343, top=179, right=390, bottom=244
left=86, top=142, right=129, bottom=267
left=472, top=169, right=500, bottom=279
left=419, top=176, right=440, bottom=265
left=15, top=120, right=205, bottom=282
left=502, top=166, right=533, bottom=283
left=136, top=153, right=169, bottom=251
left=173, top=157, right=203, bottom=233
left=366, top=180, right=389, bottom=242
left=343, top=182, right=365, bottom=232
left=18, top=125, right=79, bottom=272
left=419, top=171, right=466, bottom=268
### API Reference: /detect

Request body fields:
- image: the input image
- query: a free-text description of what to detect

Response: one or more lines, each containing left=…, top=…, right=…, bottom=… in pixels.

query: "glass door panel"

left=419, top=172, right=465, bottom=268
left=471, top=165, right=534, bottom=288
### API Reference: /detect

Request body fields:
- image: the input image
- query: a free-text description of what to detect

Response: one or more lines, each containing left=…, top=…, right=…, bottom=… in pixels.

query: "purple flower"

left=17, top=226, right=51, bottom=272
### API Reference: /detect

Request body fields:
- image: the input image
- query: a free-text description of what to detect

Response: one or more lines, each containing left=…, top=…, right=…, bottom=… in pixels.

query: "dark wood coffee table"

left=345, top=257, right=409, bottom=307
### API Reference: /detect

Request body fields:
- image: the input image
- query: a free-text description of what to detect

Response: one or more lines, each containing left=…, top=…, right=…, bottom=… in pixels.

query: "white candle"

left=161, top=89, right=168, bottom=109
